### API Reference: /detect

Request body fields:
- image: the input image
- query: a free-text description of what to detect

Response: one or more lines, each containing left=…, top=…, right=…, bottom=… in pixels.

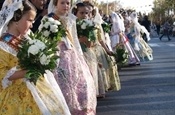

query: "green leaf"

left=25, top=70, right=42, bottom=85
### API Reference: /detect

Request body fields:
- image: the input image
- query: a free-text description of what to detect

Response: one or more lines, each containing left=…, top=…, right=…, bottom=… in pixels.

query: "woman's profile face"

left=87, top=6, right=93, bottom=19
left=56, top=0, right=70, bottom=16
left=17, top=10, right=36, bottom=36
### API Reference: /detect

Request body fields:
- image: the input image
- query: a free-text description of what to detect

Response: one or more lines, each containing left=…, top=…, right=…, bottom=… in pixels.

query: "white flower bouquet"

left=39, top=16, right=66, bottom=40
left=76, top=19, right=97, bottom=42
left=17, top=16, right=66, bottom=84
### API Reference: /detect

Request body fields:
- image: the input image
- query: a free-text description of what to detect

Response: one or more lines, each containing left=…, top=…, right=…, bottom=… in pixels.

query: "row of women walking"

left=108, top=10, right=153, bottom=65
left=0, top=0, right=153, bottom=115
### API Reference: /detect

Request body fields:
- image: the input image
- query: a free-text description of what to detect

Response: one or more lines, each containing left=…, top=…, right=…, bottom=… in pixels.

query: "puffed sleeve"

left=0, top=48, right=18, bottom=90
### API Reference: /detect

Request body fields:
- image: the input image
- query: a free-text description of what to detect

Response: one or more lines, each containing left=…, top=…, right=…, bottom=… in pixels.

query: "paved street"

left=97, top=36, right=175, bottom=115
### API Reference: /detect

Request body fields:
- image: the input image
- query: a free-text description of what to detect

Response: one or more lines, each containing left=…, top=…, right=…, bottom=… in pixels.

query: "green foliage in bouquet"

left=101, top=22, right=111, bottom=33
left=114, top=46, right=129, bottom=66
left=17, top=16, right=65, bottom=84
left=76, top=19, right=97, bottom=42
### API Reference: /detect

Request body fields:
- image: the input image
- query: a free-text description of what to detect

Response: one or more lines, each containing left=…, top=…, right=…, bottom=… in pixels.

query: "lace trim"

left=2, top=67, right=17, bottom=89
left=26, top=81, right=51, bottom=115
left=26, top=70, right=71, bottom=115
left=62, top=36, right=73, bottom=50
left=0, top=33, right=21, bottom=51
left=44, top=70, right=71, bottom=115
left=69, top=19, right=83, bottom=55
left=0, top=41, right=17, bottom=56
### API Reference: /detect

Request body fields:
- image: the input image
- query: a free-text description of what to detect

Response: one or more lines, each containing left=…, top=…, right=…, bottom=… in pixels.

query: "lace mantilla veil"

left=0, top=0, right=24, bottom=36
left=110, top=12, right=122, bottom=35
left=0, top=0, right=23, bottom=56
left=92, top=6, right=106, bottom=42
left=69, top=0, right=86, bottom=55
left=130, top=12, right=151, bottom=41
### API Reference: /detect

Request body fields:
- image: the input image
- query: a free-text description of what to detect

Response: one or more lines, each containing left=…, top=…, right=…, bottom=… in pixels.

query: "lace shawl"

left=110, top=12, right=122, bottom=35
left=66, top=13, right=83, bottom=55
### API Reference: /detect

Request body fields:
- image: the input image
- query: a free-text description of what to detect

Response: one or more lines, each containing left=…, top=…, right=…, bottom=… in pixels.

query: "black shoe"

left=129, top=63, right=136, bottom=66
left=168, top=39, right=171, bottom=41
left=159, top=38, right=161, bottom=41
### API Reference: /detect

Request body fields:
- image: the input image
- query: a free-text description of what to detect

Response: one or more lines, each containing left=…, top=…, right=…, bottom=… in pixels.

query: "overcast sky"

left=97, top=0, right=154, bottom=13
left=98, top=0, right=154, bottom=8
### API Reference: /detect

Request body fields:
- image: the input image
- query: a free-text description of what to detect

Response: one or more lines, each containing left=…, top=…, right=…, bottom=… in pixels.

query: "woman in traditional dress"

left=110, top=11, right=140, bottom=65
left=72, top=2, right=99, bottom=96
left=129, top=12, right=153, bottom=61
left=84, top=2, right=121, bottom=94
left=47, top=0, right=97, bottom=114
left=92, top=7, right=121, bottom=91
left=0, top=0, right=70, bottom=114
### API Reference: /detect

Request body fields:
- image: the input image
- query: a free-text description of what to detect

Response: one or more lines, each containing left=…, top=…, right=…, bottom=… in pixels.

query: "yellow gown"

left=94, top=24, right=121, bottom=91
left=0, top=48, right=41, bottom=115
left=0, top=34, right=71, bottom=115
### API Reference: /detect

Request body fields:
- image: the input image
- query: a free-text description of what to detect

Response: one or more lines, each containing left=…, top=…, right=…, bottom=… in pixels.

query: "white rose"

left=50, top=25, right=58, bottom=33
left=84, top=19, right=89, bottom=22
left=29, top=39, right=36, bottom=44
left=40, top=54, right=50, bottom=65
left=83, top=19, right=89, bottom=25
left=88, top=20, right=93, bottom=26
left=54, top=20, right=61, bottom=25
left=77, top=21, right=81, bottom=25
left=35, top=40, right=46, bottom=50
left=43, top=22, right=50, bottom=29
left=35, top=39, right=41, bottom=43
left=81, top=23, right=87, bottom=29
left=123, top=53, right=126, bottom=58
left=41, top=16, right=47, bottom=21
left=28, top=44, right=40, bottom=55
left=43, top=30, right=50, bottom=37
left=47, top=17, right=55, bottom=23
left=38, top=24, right=43, bottom=31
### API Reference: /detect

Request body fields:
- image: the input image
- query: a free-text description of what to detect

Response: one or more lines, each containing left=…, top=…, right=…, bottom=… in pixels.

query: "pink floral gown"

left=48, top=13, right=97, bottom=115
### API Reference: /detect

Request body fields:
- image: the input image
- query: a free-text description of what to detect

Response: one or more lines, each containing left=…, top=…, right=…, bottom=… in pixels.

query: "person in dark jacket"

left=156, top=21, right=161, bottom=36
left=29, top=0, right=49, bottom=33
left=141, top=15, right=151, bottom=42
left=159, top=20, right=171, bottom=41
left=0, top=0, right=5, bottom=10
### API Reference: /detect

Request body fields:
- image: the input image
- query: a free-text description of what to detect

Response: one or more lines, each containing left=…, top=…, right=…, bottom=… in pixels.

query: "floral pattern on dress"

left=0, top=49, right=41, bottom=115
left=54, top=42, right=96, bottom=115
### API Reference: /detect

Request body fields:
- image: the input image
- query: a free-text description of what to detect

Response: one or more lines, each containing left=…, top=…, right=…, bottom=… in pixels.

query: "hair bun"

left=12, top=9, right=23, bottom=21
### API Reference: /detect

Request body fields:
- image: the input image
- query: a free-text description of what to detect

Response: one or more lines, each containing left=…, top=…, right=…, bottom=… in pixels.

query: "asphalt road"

left=97, top=36, right=175, bottom=115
